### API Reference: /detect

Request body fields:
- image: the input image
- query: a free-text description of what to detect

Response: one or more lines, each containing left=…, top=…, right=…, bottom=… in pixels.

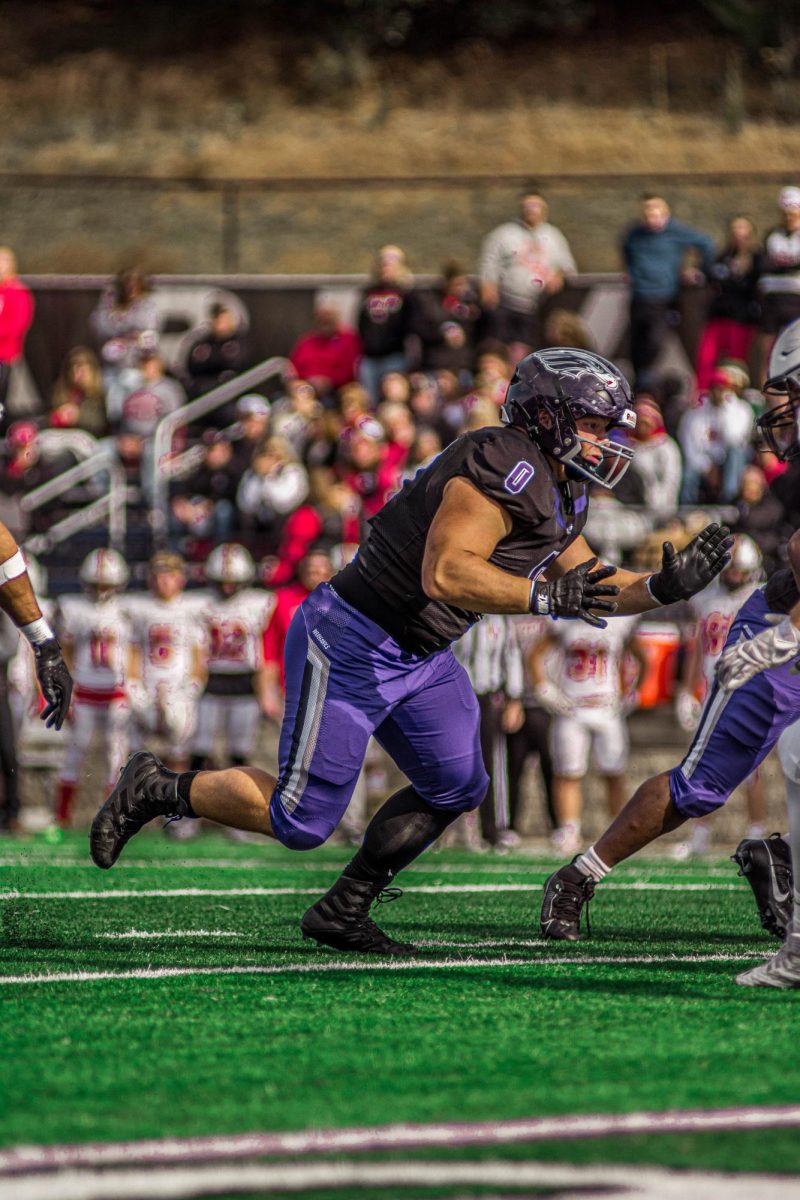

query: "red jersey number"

left=209, top=620, right=248, bottom=664
left=147, top=624, right=173, bottom=667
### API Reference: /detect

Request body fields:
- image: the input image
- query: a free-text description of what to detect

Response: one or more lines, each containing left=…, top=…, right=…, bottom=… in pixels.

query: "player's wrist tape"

left=0, top=550, right=27, bottom=586
left=20, top=617, right=55, bottom=646
left=529, top=580, right=552, bottom=616
left=645, top=574, right=665, bottom=605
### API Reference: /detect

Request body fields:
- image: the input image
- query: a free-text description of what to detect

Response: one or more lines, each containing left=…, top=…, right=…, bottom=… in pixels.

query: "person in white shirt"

left=530, top=614, right=644, bottom=855
left=55, top=548, right=132, bottom=825
left=479, top=188, right=577, bottom=362
left=190, top=543, right=274, bottom=771
left=678, top=369, right=754, bottom=504
left=127, top=552, right=206, bottom=771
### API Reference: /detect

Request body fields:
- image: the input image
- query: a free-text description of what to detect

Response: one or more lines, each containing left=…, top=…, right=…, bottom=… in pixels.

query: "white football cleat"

left=736, top=937, right=800, bottom=989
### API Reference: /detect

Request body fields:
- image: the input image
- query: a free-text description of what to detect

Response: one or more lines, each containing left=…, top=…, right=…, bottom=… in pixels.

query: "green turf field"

left=2, top=829, right=799, bottom=1198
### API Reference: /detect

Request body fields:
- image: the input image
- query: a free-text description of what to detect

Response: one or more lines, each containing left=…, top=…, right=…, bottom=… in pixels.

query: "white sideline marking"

left=0, top=951, right=768, bottom=987
left=0, top=881, right=742, bottom=901
left=2, top=1159, right=800, bottom=1200
left=95, top=930, right=245, bottom=940
left=3, top=1104, right=800, bottom=1176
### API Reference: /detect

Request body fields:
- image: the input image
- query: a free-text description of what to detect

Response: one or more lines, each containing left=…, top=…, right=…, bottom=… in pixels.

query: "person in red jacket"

left=265, top=469, right=362, bottom=588
left=289, top=301, right=362, bottom=402
left=0, top=248, right=34, bottom=417
left=261, top=548, right=333, bottom=718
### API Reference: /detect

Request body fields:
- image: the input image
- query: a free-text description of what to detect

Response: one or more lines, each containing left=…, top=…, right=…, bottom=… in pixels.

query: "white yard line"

left=3, top=1158, right=800, bottom=1200
left=95, top=930, right=246, bottom=940
left=0, top=951, right=768, bottom=987
left=2, top=1103, right=799, bottom=1173
left=0, top=881, right=742, bottom=901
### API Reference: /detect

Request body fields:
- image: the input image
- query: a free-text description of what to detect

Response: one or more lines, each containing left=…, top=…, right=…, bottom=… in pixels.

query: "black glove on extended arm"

left=530, top=557, right=619, bottom=629
left=33, top=637, right=73, bottom=730
left=648, top=523, right=734, bottom=605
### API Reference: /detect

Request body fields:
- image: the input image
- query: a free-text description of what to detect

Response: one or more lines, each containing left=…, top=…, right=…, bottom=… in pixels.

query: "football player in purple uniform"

left=541, top=321, right=800, bottom=983
left=90, top=348, right=731, bottom=955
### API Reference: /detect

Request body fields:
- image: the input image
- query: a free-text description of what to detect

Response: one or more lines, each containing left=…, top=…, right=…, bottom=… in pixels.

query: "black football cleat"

left=732, top=832, right=793, bottom=940
left=90, top=751, right=188, bottom=869
left=301, top=875, right=417, bottom=956
left=540, top=859, right=595, bottom=941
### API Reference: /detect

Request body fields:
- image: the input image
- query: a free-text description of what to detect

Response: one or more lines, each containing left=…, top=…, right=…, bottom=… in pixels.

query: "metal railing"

left=21, top=447, right=128, bottom=555
left=150, top=356, right=289, bottom=546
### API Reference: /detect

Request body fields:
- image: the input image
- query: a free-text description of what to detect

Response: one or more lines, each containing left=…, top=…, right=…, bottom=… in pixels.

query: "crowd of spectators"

left=0, top=181, right=799, bottom=594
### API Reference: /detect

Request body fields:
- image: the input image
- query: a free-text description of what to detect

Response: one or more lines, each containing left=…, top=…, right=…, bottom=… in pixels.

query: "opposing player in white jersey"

left=530, top=611, right=643, bottom=854
left=55, top=548, right=132, bottom=825
left=190, top=543, right=274, bottom=771
left=127, top=552, right=206, bottom=770
left=673, top=535, right=766, bottom=856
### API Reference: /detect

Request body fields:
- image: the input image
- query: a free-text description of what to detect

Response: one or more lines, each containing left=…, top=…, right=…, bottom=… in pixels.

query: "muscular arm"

left=421, top=478, right=531, bottom=613
left=0, top=525, right=43, bottom=628
left=546, top=534, right=660, bottom=616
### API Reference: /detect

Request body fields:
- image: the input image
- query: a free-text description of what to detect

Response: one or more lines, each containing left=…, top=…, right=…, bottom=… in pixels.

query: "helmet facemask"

left=758, top=372, right=800, bottom=462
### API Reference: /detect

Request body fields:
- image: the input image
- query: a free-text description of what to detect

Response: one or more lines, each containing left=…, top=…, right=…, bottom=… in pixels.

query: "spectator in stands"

left=236, top=434, right=309, bottom=553
left=1, top=421, right=75, bottom=538
left=733, top=463, right=786, bottom=577
left=621, top=194, right=715, bottom=390
left=473, top=342, right=513, bottom=408
left=90, top=266, right=161, bottom=426
left=120, top=350, right=185, bottom=440
left=479, top=188, right=577, bottom=363
left=50, top=346, right=108, bottom=438
left=229, top=393, right=271, bottom=475
left=357, top=245, right=413, bottom=403
left=172, top=431, right=241, bottom=546
left=614, top=394, right=682, bottom=521
left=270, top=379, right=323, bottom=459
left=183, top=300, right=253, bottom=409
left=375, top=400, right=415, bottom=478
left=261, top=548, right=334, bottom=720
left=289, top=299, right=361, bottom=401
left=337, top=413, right=399, bottom=519
left=266, top=468, right=361, bottom=587
left=0, top=247, right=34, bottom=424
left=411, top=261, right=482, bottom=377
left=542, top=307, right=594, bottom=351
left=696, top=215, right=762, bottom=391
left=401, top=425, right=442, bottom=483
left=757, top=186, right=800, bottom=380
left=678, top=368, right=754, bottom=504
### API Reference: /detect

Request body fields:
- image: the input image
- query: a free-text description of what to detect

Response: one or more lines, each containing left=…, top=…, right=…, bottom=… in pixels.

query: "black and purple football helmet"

left=501, top=348, right=637, bottom=489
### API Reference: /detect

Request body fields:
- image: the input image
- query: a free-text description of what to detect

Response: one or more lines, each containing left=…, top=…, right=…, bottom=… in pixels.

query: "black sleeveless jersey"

left=332, top=425, right=589, bottom=656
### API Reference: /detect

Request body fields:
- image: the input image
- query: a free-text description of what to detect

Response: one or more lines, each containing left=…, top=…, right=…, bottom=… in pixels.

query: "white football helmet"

left=759, top=319, right=800, bottom=461
left=205, top=543, right=255, bottom=586
left=721, top=534, right=763, bottom=592
left=79, top=547, right=130, bottom=592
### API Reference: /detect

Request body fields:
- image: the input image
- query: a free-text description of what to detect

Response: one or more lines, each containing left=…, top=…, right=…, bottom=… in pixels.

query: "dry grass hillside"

left=2, top=21, right=800, bottom=179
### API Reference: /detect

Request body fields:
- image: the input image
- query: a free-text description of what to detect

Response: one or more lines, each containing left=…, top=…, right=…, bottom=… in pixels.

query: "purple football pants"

left=269, top=583, right=489, bottom=850
left=670, top=587, right=800, bottom=817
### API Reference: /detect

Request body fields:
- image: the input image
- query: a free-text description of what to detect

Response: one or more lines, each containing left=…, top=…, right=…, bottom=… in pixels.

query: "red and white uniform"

left=689, top=578, right=759, bottom=695
left=56, top=594, right=132, bottom=788
left=549, top=615, right=638, bottom=777
left=127, top=593, right=207, bottom=756
left=192, top=588, right=275, bottom=762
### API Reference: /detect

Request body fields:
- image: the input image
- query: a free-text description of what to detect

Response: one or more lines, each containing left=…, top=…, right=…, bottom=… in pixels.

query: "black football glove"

left=648, top=523, right=734, bottom=605
left=530, top=557, right=620, bottom=629
left=33, top=637, right=73, bottom=731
